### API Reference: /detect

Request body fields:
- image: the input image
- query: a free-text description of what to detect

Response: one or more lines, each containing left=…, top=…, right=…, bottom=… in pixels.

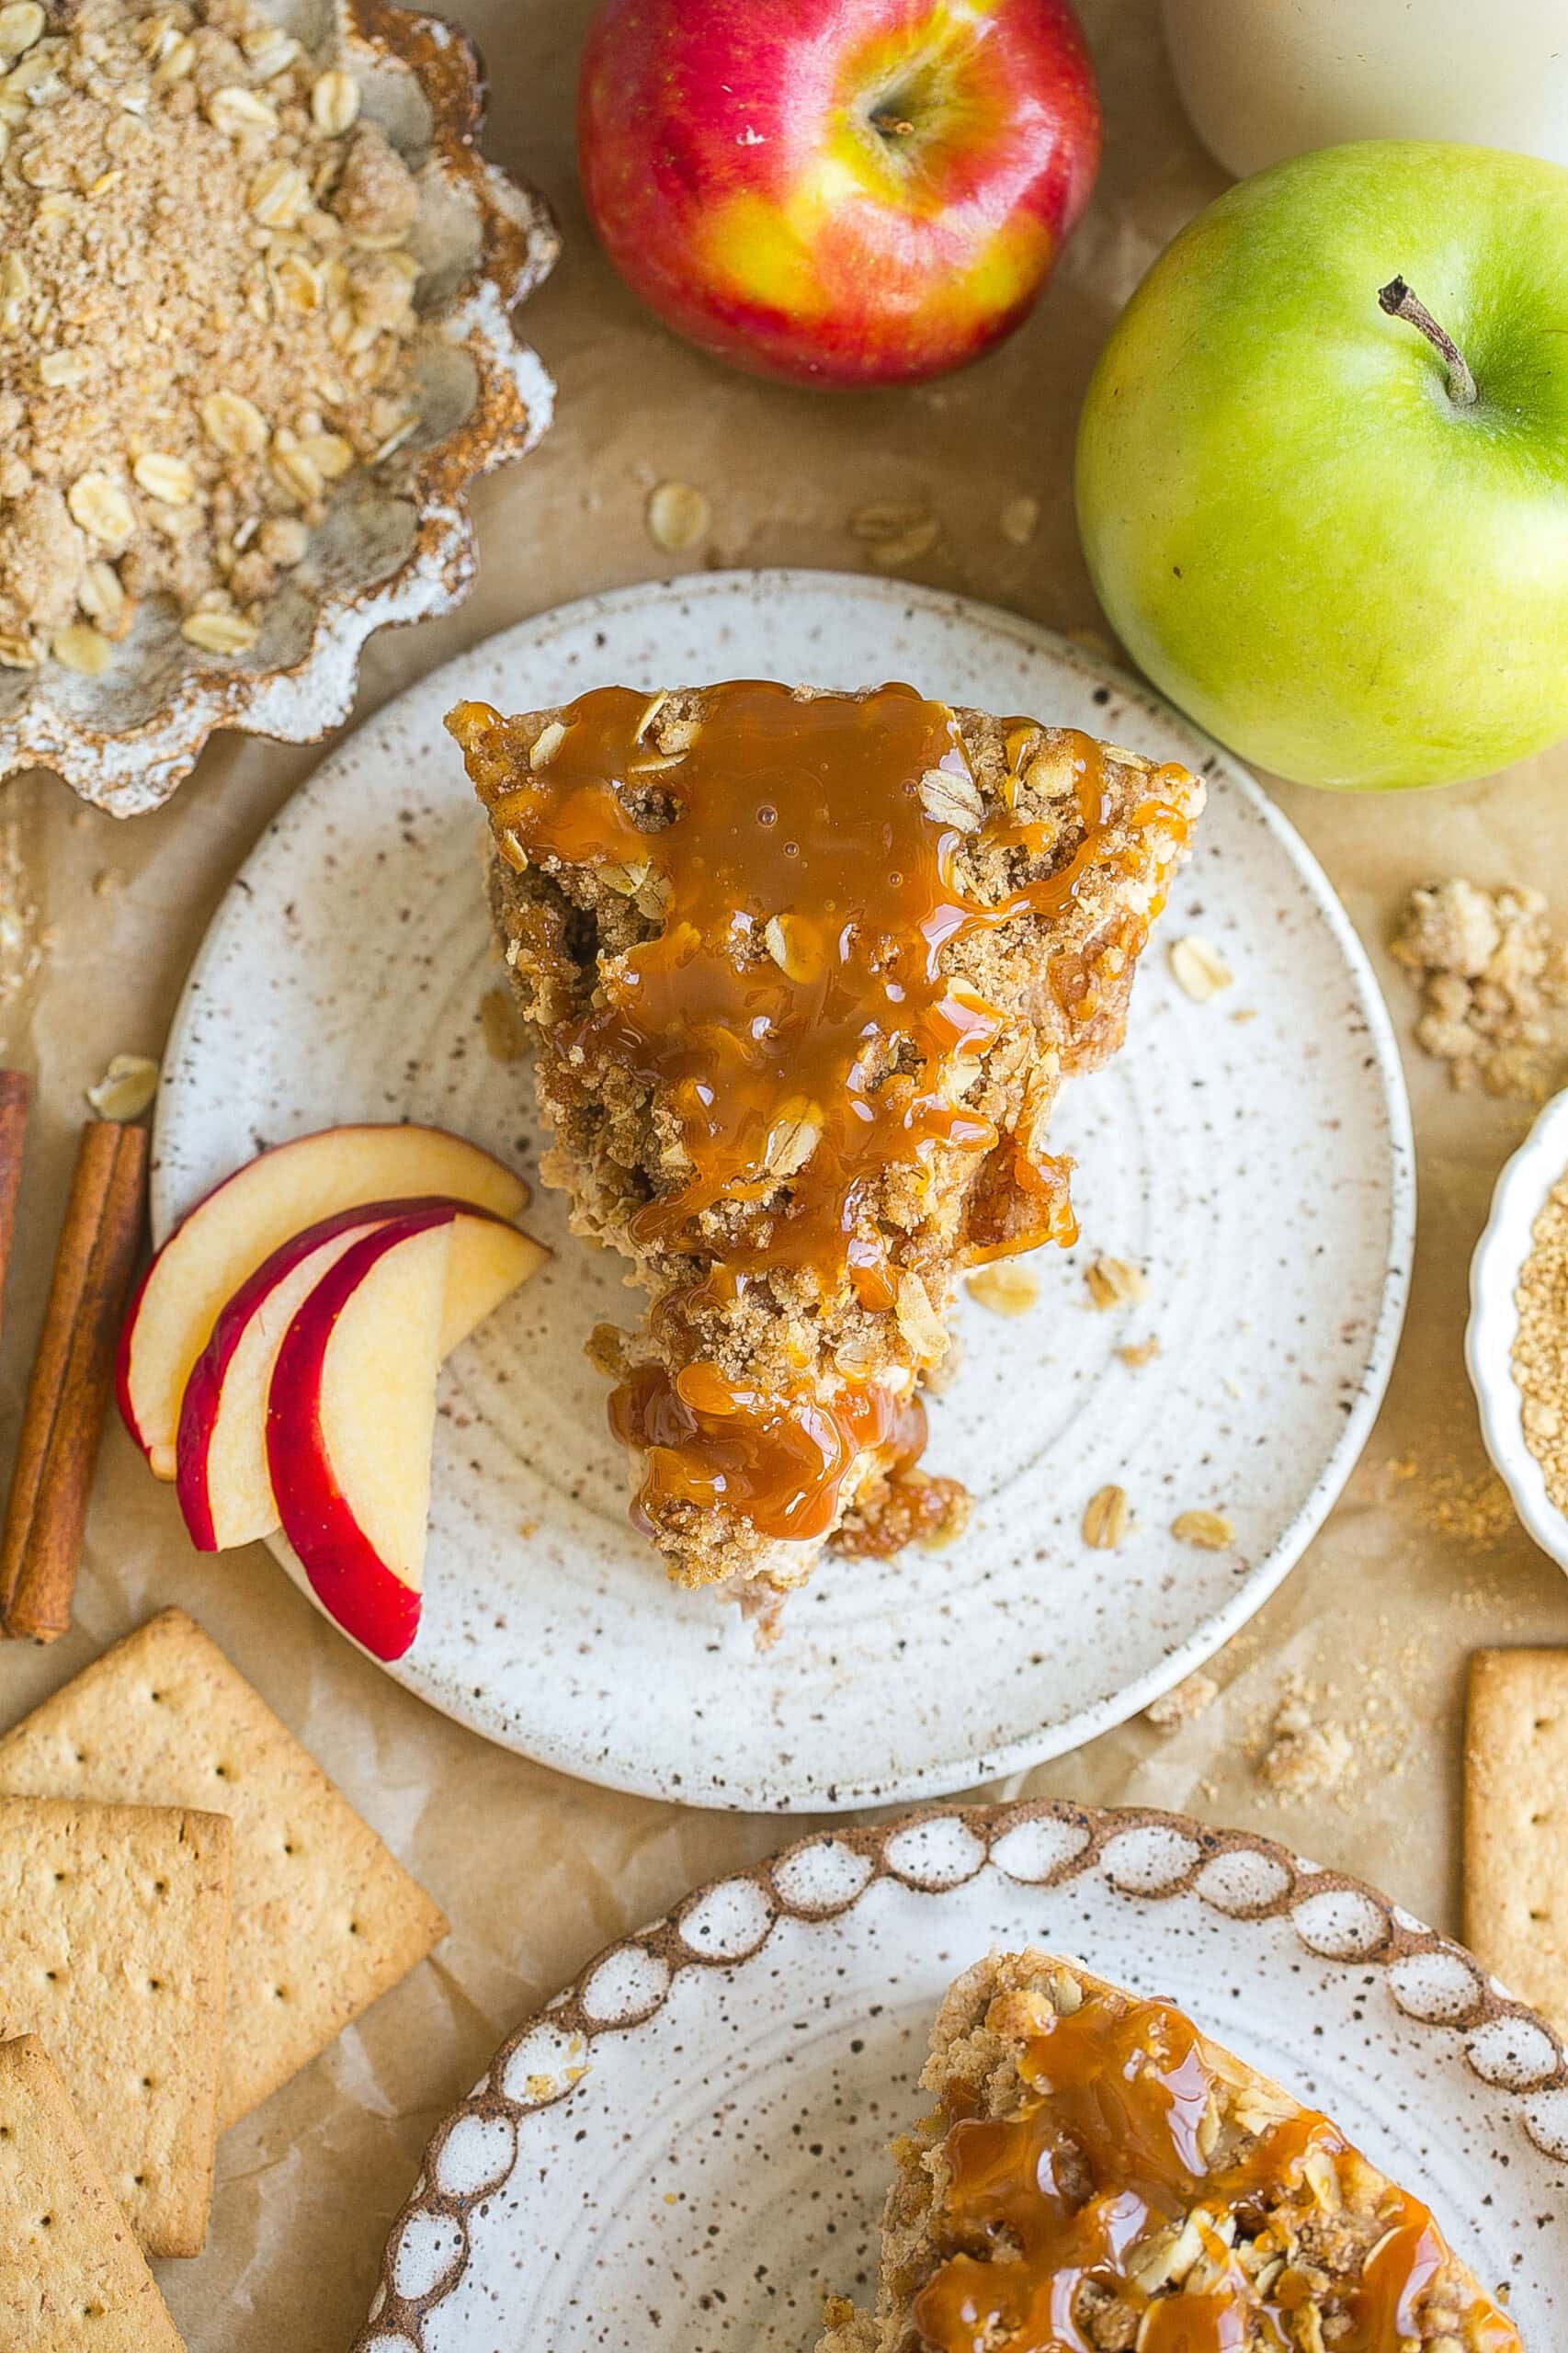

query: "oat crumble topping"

left=0, top=0, right=426, bottom=671
left=817, top=1952, right=1521, bottom=2353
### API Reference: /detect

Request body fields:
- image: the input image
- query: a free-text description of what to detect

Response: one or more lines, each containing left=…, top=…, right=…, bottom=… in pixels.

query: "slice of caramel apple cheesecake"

left=449, top=681, right=1201, bottom=1626
left=817, top=1950, right=1522, bottom=2353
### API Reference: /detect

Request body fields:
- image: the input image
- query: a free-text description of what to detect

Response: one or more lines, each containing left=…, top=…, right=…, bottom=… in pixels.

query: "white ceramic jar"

left=1160, top=0, right=1568, bottom=180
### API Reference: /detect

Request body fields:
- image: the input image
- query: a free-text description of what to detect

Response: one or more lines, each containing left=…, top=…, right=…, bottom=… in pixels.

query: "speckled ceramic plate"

left=354, top=1802, right=1566, bottom=2351
left=154, top=570, right=1414, bottom=1810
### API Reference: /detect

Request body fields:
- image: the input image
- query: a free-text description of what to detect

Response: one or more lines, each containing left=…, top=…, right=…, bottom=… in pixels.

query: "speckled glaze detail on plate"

left=153, top=570, right=1415, bottom=1811
left=1468, top=1084, right=1568, bottom=1573
left=0, top=0, right=559, bottom=816
left=352, top=1800, right=1566, bottom=2352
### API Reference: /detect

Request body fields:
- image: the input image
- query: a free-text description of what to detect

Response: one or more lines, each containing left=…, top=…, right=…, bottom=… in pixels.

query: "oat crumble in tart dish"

left=0, top=0, right=557, bottom=813
left=449, top=680, right=1202, bottom=1629
left=816, top=1949, right=1523, bottom=2353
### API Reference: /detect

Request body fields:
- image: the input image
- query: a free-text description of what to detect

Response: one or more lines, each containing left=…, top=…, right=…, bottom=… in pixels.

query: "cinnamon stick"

left=0, top=1119, right=148, bottom=1643
left=0, top=1071, right=30, bottom=1352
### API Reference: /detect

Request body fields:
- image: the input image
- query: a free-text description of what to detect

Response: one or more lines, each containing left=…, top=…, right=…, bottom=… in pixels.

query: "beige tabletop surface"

left=2, top=1, right=1565, bottom=2344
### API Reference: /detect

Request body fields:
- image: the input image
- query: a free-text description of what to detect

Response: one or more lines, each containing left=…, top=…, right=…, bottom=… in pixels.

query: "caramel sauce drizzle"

left=458, top=679, right=1188, bottom=1544
left=911, top=1991, right=1523, bottom=2353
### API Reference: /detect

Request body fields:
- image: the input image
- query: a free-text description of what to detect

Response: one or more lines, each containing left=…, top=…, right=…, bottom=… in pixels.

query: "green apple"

left=1075, top=142, right=1568, bottom=791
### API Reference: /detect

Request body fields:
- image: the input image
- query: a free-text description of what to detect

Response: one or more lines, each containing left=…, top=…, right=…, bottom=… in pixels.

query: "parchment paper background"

left=1, top=3, right=1564, bottom=2345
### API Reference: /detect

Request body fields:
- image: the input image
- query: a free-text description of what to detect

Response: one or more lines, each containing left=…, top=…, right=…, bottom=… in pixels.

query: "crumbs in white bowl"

left=1514, top=1171, right=1568, bottom=1516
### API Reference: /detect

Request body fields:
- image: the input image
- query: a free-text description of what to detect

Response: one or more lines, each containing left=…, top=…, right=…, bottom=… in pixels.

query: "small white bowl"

left=1467, top=1086, right=1568, bottom=1569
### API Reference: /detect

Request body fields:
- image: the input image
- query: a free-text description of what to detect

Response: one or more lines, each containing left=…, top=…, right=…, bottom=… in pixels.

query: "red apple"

left=266, top=1211, right=455, bottom=1663
left=577, top=0, right=1100, bottom=388
left=175, top=1198, right=547, bottom=1553
left=118, top=1121, right=530, bottom=1481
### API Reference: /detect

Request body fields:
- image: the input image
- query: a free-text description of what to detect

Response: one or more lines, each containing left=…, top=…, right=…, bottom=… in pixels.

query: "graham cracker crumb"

left=1117, top=1335, right=1160, bottom=1369
left=1513, top=1173, right=1568, bottom=1517
left=1380, top=1451, right=1515, bottom=1546
left=1391, top=878, right=1568, bottom=1099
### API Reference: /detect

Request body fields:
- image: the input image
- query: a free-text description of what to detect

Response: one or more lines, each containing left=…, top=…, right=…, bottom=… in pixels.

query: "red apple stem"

left=1378, top=277, right=1478, bottom=407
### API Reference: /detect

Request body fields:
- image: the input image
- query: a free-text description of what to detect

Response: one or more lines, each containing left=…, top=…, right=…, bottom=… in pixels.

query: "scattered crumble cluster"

left=1382, top=1453, right=1515, bottom=1548
left=1390, top=878, right=1568, bottom=1098
left=1143, top=1668, right=1217, bottom=1731
left=1513, top=1173, right=1568, bottom=1518
left=1256, top=1684, right=1354, bottom=1798
left=0, top=0, right=427, bottom=672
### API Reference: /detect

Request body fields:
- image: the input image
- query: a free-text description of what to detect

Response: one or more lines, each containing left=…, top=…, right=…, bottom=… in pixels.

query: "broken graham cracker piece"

left=0, top=1608, right=448, bottom=2131
left=1465, top=1648, right=1568, bottom=2029
left=0, top=1796, right=230, bottom=2259
left=0, top=2037, right=186, bottom=2352
left=816, top=1949, right=1521, bottom=2353
left=453, top=681, right=1202, bottom=1618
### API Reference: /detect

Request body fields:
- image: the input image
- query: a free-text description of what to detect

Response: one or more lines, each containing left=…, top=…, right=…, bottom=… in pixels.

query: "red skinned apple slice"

left=119, top=1122, right=529, bottom=1481
left=267, top=1211, right=453, bottom=1663
left=176, top=1198, right=546, bottom=1552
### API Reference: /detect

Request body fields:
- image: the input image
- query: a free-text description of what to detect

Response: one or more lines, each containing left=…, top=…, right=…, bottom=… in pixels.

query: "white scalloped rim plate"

left=154, top=570, right=1413, bottom=1810
left=355, top=1802, right=1566, bottom=2351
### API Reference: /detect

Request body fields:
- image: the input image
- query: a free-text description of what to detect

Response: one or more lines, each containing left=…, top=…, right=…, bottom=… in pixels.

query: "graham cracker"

left=0, top=1796, right=230, bottom=2259
left=0, top=2037, right=186, bottom=2352
left=0, top=1608, right=449, bottom=2130
left=1465, top=1647, right=1568, bottom=2029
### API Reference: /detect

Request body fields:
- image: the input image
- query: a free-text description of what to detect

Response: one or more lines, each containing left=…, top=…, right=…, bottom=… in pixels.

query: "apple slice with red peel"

left=267, top=1210, right=454, bottom=1663
left=119, top=1122, right=529, bottom=1481
left=176, top=1199, right=546, bottom=1553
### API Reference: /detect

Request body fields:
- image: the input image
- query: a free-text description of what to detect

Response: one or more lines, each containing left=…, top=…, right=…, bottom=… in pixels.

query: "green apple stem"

left=1378, top=277, right=1478, bottom=407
